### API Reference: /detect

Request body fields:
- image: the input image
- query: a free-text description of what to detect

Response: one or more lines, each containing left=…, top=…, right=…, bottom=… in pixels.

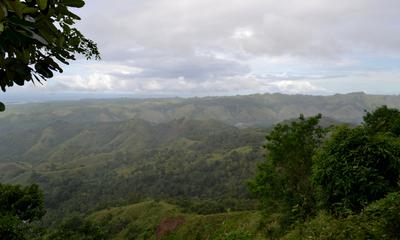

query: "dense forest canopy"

left=1, top=99, right=400, bottom=239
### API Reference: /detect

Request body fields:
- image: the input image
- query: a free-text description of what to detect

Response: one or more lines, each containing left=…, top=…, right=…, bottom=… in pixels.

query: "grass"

left=88, top=200, right=265, bottom=240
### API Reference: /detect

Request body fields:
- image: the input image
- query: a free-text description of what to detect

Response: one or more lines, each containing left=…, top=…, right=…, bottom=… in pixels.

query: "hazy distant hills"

left=1, top=92, right=400, bottom=223
left=2, top=92, right=400, bottom=128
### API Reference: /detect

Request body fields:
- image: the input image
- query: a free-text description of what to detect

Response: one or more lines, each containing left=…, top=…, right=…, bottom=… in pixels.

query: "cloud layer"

left=8, top=0, right=400, bottom=98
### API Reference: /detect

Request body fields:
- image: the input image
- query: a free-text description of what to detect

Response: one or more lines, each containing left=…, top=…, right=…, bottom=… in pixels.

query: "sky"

left=5, top=0, right=400, bottom=101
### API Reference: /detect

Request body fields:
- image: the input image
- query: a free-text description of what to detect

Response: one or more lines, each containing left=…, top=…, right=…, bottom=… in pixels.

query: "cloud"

left=80, top=0, right=400, bottom=58
left=41, top=68, right=326, bottom=96
left=6, top=0, right=400, bottom=98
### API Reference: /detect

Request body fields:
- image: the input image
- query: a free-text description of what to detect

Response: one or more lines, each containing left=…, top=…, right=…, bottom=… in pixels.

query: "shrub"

left=313, top=126, right=400, bottom=214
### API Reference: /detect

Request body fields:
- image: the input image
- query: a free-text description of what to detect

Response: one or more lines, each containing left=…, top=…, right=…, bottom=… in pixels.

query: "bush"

left=46, top=215, right=105, bottom=240
left=283, top=192, right=400, bottom=240
left=312, top=126, right=400, bottom=214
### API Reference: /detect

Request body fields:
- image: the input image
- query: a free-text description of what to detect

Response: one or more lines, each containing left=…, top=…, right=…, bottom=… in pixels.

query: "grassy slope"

left=89, top=200, right=264, bottom=240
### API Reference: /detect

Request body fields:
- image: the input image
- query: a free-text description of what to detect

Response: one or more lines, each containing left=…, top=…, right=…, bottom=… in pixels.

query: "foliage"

left=171, top=198, right=258, bottom=215
left=0, top=117, right=264, bottom=225
left=249, top=114, right=326, bottom=234
left=283, top=192, right=400, bottom=240
left=250, top=106, right=400, bottom=238
left=0, top=183, right=45, bottom=240
left=313, top=119, right=400, bottom=215
left=363, top=105, right=400, bottom=136
left=45, top=215, right=105, bottom=240
left=0, top=0, right=99, bottom=110
left=88, top=201, right=263, bottom=240
left=3, top=101, right=400, bottom=238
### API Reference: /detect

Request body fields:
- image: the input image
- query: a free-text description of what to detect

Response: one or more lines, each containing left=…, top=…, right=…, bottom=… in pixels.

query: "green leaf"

left=61, top=0, right=85, bottom=8
left=9, top=1, right=24, bottom=18
left=0, top=2, right=6, bottom=21
left=69, top=37, right=80, bottom=47
left=22, top=7, right=38, bottom=15
left=0, top=102, right=5, bottom=112
left=38, top=0, right=48, bottom=11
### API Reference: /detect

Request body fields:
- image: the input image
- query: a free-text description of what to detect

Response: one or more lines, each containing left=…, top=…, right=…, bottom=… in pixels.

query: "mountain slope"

left=88, top=200, right=264, bottom=240
left=0, top=117, right=265, bottom=224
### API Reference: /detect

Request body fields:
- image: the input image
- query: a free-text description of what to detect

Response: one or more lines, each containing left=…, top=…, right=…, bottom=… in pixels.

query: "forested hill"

left=1, top=92, right=400, bottom=227
left=3, top=92, right=400, bottom=127
left=0, top=116, right=265, bottom=224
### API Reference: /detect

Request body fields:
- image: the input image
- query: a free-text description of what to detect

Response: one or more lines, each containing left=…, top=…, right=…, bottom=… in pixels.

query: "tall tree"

left=249, top=114, right=325, bottom=233
left=0, top=0, right=99, bottom=111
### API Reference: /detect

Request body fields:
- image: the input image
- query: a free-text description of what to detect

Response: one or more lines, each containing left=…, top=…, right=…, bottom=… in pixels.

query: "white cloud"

left=6, top=0, right=400, bottom=98
left=269, top=80, right=324, bottom=94
left=232, top=28, right=254, bottom=39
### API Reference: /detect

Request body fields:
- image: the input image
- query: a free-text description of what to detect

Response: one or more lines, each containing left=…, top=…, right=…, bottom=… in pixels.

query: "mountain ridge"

left=2, top=92, right=399, bottom=128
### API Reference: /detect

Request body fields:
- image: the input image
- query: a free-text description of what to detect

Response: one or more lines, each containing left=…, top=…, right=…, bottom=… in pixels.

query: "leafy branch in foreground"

left=0, top=0, right=100, bottom=111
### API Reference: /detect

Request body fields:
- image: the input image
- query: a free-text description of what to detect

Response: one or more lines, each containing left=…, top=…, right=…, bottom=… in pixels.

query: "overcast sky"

left=5, top=0, right=400, bottom=101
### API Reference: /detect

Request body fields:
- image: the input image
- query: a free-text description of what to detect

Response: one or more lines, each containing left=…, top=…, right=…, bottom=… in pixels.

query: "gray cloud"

left=15, top=0, right=399, bottom=97
left=80, top=0, right=400, bottom=58
left=111, top=50, right=249, bottom=80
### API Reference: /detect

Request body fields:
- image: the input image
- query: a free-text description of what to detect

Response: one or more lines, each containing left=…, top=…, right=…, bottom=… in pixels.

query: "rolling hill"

left=87, top=200, right=264, bottom=240
left=0, top=116, right=265, bottom=224
left=1, top=92, right=399, bottom=229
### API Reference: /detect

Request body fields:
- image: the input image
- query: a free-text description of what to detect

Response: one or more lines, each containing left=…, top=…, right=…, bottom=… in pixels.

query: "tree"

left=0, top=183, right=45, bottom=240
left=363, top=105, right=400, bottom=136
left=313, top=125, right=400, bottom=215
left=0, top=0, right=99, bottom=111
left=249, top=114, right=325, bottom=234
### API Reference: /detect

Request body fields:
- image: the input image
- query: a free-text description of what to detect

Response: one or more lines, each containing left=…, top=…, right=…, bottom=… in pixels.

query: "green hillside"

left=87, top=200, right=264, bottom=240
left=0, top=116, right=265, bottom=224
left=1, top=93, right=400, bottom=238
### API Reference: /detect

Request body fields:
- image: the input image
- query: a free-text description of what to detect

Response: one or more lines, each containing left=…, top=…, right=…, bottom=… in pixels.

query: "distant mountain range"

left=1, top=92, right=399, bottom=224
left=2, top=92, right=399, bottom=128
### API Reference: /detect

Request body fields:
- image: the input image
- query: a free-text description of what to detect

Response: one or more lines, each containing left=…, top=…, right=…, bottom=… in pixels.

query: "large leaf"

left=61, top=0, right=85, bottom=8
left=38, top=0, right=48, bottom=11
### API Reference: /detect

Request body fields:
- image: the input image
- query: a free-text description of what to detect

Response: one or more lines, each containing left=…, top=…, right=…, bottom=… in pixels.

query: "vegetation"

left=313, top=125, right=400, bottom=215
left=250, top=105, right=400, bottom=239
left=45, top=215, right=106, bottom=240
left=0, top=0, right=99, bottom=110
left=0, top=117, right=265, bottom=225
left=0, top=183, right=45, bottom=240
left=1, top=97, right=400, bottom=239
left=87, top=200, right=264, bottom=240
left=249, top=114, right=325, bottom=235
left=283, top=192, right=400, bottom=240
